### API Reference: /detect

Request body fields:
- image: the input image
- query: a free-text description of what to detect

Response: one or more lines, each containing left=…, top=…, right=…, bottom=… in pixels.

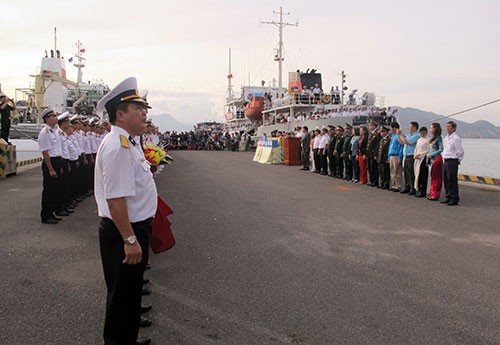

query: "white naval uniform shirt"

left=83, top=132, right=92, bottom=154
left=38, top=124, right=62, bottom=157
left=319, top=134, right=330, bottom=149
left=67, top=134, right=80, bottom=161
left=442, top=132, right=464, bottom=161
left=60, top=130, right=70, bottom=160
left=94, top=125, right=157, bottom=223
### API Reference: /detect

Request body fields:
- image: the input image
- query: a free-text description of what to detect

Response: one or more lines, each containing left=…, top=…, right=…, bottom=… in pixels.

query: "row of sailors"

left=37, top=109, right=110, bottom=224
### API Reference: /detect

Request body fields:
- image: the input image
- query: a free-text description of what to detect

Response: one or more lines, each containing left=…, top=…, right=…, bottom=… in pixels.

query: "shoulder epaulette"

left=120, top=134, right=130, bottom=149
left=45, top=128, right=49, bottom=133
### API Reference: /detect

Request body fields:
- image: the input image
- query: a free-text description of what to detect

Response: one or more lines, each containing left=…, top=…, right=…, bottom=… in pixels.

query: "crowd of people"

left=264, top=106, right=397, bottom=126
left=164, top=129, right=252, bottom=151
left=297, top=120, right=465, bottom=206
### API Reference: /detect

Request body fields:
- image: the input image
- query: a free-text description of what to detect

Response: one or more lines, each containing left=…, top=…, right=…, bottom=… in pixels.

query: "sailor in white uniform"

left=94, top=77, right=156, bottom=345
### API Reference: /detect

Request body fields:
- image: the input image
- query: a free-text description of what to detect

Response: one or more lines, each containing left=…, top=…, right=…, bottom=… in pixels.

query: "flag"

left=227, top=74, right=233, bottom=79
left=68, top=57, right=73, bottom=63
left=80, top=48, right=85, bottom=53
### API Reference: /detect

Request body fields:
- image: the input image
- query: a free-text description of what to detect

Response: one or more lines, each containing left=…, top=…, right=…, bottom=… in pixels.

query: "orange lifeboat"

left=244, top=96, right=265, bottom=121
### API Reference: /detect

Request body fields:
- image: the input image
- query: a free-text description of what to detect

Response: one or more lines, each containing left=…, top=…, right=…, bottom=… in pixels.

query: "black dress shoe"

left=408, top=190, right=416, bottom=196
left=392, top=189, right=400, bottom=193
left=143, top=278, right=150, bottom=284
left=141, top=304, right=152, bottom=314
left=42, top=218, right=59, bottom=224
left=64, top=208, right=75, bottom=213
left=140, top=316, right=152, bottom=327
left=55, top=211, right=70, bottom=216
left=135, top=337, right=151, bottom=345
left=400, top=189, right=410, bottom=194
left=415, top=194, right=425, bottom=198
left=440, top=199, right=450, bottom=204
left=447, top=201, right=459, bottom=206
left=142, top=286, right=151, bottom=296
left=51, top=214, right=63, bottom=221
left=427, top=197, right=439, bottom=201
left=145, top=264, right=151, bottom=270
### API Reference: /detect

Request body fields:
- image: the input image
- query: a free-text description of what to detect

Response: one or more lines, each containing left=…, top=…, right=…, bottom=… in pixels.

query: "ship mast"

left=226, top=48, right=234, bottom=103
left=73, top=40, right=86, bottom=85
left=261, top=7, right=298, bottom=91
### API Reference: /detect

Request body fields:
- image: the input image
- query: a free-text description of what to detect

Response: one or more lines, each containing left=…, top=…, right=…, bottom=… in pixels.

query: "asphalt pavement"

left=1, top=151, right=500, bottom=345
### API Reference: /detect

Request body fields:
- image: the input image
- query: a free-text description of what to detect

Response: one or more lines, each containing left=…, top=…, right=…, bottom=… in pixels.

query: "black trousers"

left=378, top=161, right=390, bottom=188
left=313, top=149, right=320, bottom=172
left=40, top=157, right=63, bottom=220
left=99, top=217, right=151, bottom=345
left=352, top=156, right=359, bottom=181
left=416, top=158, right=429, bottom=195
left=68, top=160, right=79, bottom=202
left=320, top=151, right=328, bottom=174
left=368, top=157, right=379, bottom=186
left=0, top=114, right=10, bottom=142
left=86, top=154, right=95, bottom=192
left=344, top=155, right=353, bottom=180
left=444, top=158, right=460, bottom=203
left=301, top=148, right=310, bottom=169
left=403, top=155, right=416, bottom=192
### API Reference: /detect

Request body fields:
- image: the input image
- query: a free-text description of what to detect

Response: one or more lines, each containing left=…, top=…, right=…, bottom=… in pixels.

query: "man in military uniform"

left=366, top=122, right=381, bottom=187
left=333, top=126, right=344, bottom=178
left=95, top=77, right=156, bottom=345
left=342, top=124, right=353, bottom=180
left=376, top=126, right=392, bottom=189
left=38, top=108, right=64, bottom=224
left=326, top=125, right=335, bottom=177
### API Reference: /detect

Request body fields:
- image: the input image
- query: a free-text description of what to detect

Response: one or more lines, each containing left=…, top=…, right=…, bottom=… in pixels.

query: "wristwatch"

left=124, top=235, right=137, bottom=245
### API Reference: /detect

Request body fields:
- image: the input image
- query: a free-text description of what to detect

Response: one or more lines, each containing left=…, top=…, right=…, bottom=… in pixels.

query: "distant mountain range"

left=149, top=114, right=194, bottom=132
left=395, top=107, right=500, bottom=139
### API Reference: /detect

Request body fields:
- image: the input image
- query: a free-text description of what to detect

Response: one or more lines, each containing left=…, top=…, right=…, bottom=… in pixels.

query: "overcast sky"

left=2, top=0, right=499, bottom=125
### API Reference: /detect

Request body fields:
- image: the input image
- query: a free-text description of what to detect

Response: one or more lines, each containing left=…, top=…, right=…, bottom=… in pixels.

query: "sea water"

left=10, top=138, right=500, bottom=178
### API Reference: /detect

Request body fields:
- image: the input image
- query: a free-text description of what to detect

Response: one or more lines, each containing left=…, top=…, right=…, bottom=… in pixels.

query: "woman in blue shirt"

left=426, top=122, right=444, bottom=200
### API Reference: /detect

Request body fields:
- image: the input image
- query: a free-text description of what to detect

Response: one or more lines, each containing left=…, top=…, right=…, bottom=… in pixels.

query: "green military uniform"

left=342, top=124, right=353, bottom=180
left=376, top=128, right=392, bottom=189
left=367, top=124, right=381, bottom=186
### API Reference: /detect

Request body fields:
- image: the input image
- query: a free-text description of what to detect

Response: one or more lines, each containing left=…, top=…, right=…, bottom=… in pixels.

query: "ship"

left=10, top=29, right=109, bottom=139
left=222, top=7, right=391, bottom=140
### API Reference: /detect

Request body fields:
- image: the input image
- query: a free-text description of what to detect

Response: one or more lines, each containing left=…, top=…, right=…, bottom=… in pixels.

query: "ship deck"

left=2, top=151, right=500, bottom=344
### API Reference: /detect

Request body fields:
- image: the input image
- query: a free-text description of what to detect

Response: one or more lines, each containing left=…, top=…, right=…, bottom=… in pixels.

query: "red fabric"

left=150, top=196, right=175, bottom=253
left=358, top=156, right=368, bottom=184
left=429, top=154, right=443, bottom=199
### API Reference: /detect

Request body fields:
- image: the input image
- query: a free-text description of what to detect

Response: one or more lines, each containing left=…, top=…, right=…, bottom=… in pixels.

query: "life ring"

left=247, top=93, right=253, bottom=100
left=322, top=95, right=331, bottom=103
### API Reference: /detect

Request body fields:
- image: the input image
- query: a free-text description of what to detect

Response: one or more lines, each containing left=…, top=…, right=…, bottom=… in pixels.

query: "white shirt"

left=313, top=135, right=321, bottom=149
left=319, top=133, right=330, bottom=149
left=38, top=124, right=62, bottom=157
left=67, top=134, right=80, bottom=161
left=442, top=132, right=464, bottom=160
left=59, top=130, right=70, bottom=160
left=94, top=125, right=157, bottom=222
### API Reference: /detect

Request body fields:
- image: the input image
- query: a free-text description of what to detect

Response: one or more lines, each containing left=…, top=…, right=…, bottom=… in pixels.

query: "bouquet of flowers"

left=143, top=144, right=173, bottom=166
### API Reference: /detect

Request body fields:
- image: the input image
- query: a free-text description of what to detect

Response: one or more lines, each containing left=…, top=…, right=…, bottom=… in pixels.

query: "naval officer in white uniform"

left=94, top=77, right=157, bottom=345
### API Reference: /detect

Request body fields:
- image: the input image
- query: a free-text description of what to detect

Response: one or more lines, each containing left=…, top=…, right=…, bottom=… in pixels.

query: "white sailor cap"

left=88, top=117, right=97, bottom=125
left=69, top=114, right=80, bottom=122
left=96, top=77, right=148, bottom=115
left=41, top=107, right=56, bottom=118
left=140, top=89, right=152, bottom=109
left=57, top=111, right=70, bottom=121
